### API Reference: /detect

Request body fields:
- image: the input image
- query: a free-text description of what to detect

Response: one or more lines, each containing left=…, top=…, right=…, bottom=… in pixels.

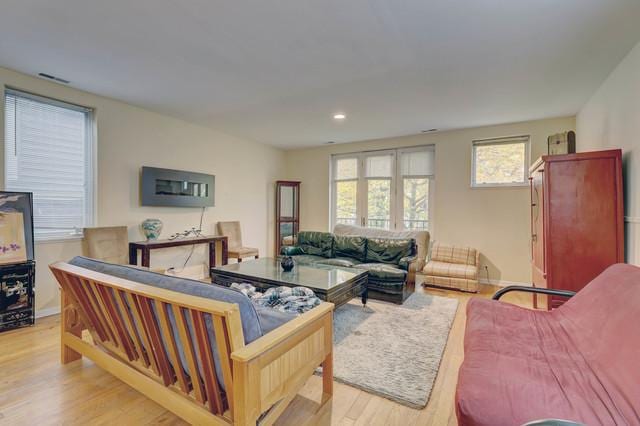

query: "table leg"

left=128, top=245, right=138, bottom=266
left=221, top=237, right=228, bottom=265
left=141, top=248, right=151, bottom=268
left=361, top=286, right=368, bottom=306
left=209, top=242, right=215, bottom=267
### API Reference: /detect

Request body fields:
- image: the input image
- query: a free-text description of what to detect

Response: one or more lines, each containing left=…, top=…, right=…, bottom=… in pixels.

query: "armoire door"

left=546, top=153, right=623, bottom=306
left=530, top=165, right=546, bottom=308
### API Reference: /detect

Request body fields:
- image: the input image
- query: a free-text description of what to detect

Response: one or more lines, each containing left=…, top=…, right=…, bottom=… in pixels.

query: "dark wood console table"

left=129, top=235, right=228, bottom=277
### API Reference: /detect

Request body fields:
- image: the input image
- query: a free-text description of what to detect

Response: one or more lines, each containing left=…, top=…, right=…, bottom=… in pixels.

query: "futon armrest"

left=492, top=286, right=576, bottom=301
left=231, top=302, right=334, bottom=363
left=280, top=246, right=304, bottom=256
left=522, top=419, right=584, bottom=426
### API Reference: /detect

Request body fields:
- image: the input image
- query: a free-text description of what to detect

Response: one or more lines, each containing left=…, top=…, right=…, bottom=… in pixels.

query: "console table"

left=128, top=235, right=228, bottom=277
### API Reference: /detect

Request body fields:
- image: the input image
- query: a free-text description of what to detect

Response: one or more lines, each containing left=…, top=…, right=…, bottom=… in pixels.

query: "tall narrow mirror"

left=276, top=181, right=300, bottom=255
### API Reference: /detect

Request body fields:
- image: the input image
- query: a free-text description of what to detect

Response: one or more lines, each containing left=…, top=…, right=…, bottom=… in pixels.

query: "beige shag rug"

left=329, top=293, right=458, bottom=409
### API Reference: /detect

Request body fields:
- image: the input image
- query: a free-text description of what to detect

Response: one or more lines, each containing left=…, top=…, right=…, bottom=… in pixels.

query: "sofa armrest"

left=492, top=286, right=576, bottom=301
left=398, top=255, right=418, bottom=271
left=281, top=246, right=304, bottom=256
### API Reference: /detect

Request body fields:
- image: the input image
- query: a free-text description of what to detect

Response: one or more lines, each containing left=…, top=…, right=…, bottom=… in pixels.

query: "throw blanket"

left=231, top=283, right=321, bottom=314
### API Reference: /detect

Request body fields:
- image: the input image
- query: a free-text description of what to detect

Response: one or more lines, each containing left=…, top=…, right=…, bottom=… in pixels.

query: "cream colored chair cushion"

left=228, top=247, right=259, bottom=257
left=424, top=260, right=478, bottom=280
left=217, top=221, right=243, bottom=248
left=84, top=226, right=129, bottom=264
left=430, top=243, right=478, bottom=266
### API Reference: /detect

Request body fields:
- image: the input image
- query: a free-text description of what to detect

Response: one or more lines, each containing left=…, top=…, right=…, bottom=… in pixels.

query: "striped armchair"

left=423, top=243, right=480, bottom=293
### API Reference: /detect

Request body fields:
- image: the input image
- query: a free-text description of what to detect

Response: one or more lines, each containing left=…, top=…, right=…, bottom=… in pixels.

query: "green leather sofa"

left=281, top=231, right=417, bottom=304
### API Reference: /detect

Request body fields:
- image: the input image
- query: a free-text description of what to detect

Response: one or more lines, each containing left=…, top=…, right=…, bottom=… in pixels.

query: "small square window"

left=472, top=137, right=530, bottom=187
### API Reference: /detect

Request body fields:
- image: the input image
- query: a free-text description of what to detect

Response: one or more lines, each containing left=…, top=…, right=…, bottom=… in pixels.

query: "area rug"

left=329, top=293, right=458, bottom=409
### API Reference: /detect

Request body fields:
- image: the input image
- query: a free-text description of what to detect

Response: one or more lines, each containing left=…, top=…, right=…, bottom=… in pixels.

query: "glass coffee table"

left=211, top=258, right=368, bottom=308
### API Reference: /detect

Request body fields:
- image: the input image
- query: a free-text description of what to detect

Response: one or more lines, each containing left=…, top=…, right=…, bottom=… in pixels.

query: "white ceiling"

left=1, top=0, right=640, bottom=149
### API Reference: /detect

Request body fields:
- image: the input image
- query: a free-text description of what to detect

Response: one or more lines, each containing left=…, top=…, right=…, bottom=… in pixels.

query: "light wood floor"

left=0, top=283, right=532, bottom=426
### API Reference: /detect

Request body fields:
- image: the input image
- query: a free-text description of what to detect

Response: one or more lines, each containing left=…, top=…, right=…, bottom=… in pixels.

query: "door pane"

left=367, top=179, right=391, bottom=229
left=335, top=180, right=358, bottom=225
left=403, top=178, right=429, bottom=230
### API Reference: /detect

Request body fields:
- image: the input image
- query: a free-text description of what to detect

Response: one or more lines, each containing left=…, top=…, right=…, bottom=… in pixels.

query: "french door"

left=331, top=146, right=434, bottom=231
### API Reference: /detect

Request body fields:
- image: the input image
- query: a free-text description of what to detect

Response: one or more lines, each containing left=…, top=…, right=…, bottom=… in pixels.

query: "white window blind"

left=400, top=148, right=434, bottom=177
left=365, top=155, right=392, bottom=178
left=4, top=88, right=95, bottom=241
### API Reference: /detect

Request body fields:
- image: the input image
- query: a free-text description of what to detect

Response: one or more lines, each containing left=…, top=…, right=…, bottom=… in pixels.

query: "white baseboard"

left=418, top=271, right=530, bottom=288
left=478, top=278, right=531, bottom=287
left=36, top=306, right=61, bottom=319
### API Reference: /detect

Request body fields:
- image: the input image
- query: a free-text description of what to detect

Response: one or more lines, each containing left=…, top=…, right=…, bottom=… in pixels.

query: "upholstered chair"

left=83, top=226, right=130, bottom=264
left=216, top=221, right=259, bottom=262
left=423, top=242, right=480, bottom=292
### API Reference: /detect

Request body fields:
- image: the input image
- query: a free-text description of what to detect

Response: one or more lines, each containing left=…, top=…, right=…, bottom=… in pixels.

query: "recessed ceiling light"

left=333, top=113, right=346, bottom=120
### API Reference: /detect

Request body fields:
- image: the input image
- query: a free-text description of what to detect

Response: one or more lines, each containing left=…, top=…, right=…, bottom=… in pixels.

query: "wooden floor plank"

left=0, top=283, right=531, bottom=425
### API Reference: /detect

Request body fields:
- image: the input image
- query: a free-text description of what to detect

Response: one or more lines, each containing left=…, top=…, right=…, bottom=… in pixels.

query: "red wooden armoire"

left=530, top=149, right=624, bottom=310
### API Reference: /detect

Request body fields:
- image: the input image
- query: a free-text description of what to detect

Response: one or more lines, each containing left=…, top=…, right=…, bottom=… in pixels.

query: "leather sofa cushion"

left=334, top=235, right=366, bottom=261
left=315, top=257, right=361, bottom=268
left=334, top=223, right=429, bottom=271
left=424, top=260, right=478, bottom=280
left=366, top=237, right=415, bottom=265
left=355, top=263, right=407, bottom=282
left=289, top=254, right=327, bottom=265
left=297, top=231, right=334, bottom=258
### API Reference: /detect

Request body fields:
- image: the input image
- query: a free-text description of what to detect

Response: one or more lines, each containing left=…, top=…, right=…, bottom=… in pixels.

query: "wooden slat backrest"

left=50, top=262, right=245, bottom=417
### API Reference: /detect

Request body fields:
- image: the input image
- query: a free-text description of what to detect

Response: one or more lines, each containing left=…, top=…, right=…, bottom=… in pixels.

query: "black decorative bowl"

left=281, top=256, right=295, bottom=272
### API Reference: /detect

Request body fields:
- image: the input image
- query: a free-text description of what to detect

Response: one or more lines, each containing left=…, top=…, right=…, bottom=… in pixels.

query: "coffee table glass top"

left=212, top=257, right=365, bottom=291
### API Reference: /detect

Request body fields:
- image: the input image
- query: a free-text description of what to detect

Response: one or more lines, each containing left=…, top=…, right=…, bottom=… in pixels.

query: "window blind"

left=400, top=148, right=434, bottom=176
left=4, top=88, right=94, bottom=240
left=365, top=154, right=393, bottom=178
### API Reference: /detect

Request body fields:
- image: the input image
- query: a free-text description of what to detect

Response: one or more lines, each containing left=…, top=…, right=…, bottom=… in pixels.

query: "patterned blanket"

left=230, top=283, right=321, bottom=314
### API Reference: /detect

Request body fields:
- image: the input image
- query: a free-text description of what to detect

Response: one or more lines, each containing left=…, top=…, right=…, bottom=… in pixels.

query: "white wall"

left=577, top=39, right=640, bottom=265
left=0, top=66, right=286, bottom=315
left=285, top=117, right=576, bottom=284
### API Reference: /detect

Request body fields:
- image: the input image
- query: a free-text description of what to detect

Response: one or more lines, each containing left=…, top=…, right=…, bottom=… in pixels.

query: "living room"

left=1, top=1, right=639, bottom=425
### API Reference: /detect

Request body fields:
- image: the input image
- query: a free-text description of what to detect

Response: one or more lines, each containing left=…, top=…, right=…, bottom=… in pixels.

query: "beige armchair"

left=216, top=221, right=259, bottom=262
left=423, top=242, right=480, bottom=292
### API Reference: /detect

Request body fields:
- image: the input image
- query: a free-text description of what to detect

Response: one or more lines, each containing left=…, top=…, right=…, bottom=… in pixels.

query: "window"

left=333, top=157, right=359, bottom=226
left=331, top=146, right=434, bottom=231
left=4, top=88, right=95, bottom=240
left=471, top=136, right=530, bottom=187
left=399, top=148, right=433, bottom=230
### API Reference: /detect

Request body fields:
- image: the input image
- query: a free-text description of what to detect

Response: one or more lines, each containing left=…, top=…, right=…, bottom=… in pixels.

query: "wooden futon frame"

left=50, top=262, right=334, bottom=425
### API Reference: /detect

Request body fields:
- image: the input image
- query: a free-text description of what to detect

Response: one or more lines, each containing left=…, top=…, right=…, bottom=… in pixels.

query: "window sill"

left=35, top=235, right=84, bottom=244
left=471, top=182, right=529, bottom=189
